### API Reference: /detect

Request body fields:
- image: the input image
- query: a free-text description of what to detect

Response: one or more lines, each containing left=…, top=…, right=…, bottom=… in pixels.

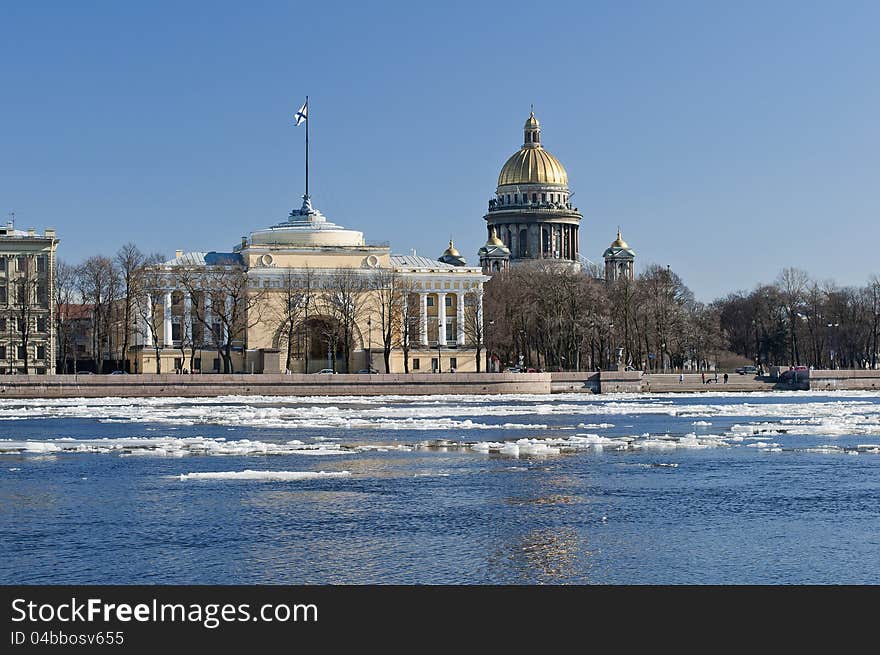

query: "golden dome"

left=497, top=112, right=568, bottom=187
left=498, top=148, right=568, bottom=187
left=486, top=227, right=505, bottom=247
left=610, top=228, right=629, bottom=249
left=443, top=239, right=461, bottom=258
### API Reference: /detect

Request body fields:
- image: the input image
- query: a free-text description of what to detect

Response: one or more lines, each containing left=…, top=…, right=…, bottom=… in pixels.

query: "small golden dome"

left=611, top=228, right=629, bottom=249
left=443, top=239, right=461, bottom=258
left=486, top=227, right=504, bottom=247
left=524, top=111, right=539, bottom=130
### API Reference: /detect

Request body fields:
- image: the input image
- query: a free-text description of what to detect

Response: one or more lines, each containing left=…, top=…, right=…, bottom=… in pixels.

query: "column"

left=456, top=291, right=465, bottom=345
left=183, top=293, right=192, bottom=345
left=163, top=291, right=173, bottom=347
left=223, top=295, right=231, bottom=343
left=204, top=293, right=213, bottom=343
left=419, top=292, right=428, bottom=346
left=144, top=293, right=153, bottom=347
left=437, top=292, right=447, bottom=346
left=401, top=294, right=409, bottom=345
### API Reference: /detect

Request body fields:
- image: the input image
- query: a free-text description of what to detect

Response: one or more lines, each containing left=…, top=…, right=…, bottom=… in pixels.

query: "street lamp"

left=827, top=322, right=840, bottom=369
left=366, top=316, right=372, bottom=371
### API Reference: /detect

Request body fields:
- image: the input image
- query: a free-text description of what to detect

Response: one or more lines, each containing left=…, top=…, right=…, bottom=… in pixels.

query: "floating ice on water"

left=177, top=470, right=351, bottom=481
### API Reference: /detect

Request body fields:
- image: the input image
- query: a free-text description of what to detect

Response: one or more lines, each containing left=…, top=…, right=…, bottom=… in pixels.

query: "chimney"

left=45, top=228, right=56, bottom=238
left=27, top=228, right=35, bottom=237
left=175, top=249, right=183, bottom=259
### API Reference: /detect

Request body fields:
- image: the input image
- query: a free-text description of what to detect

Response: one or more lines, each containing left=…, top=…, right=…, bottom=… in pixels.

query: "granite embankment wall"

left=0, top=370, right=877, bottom=399
left=808, top=369, right=880, bottom=391
left=0, top=373, right=552, bottom=398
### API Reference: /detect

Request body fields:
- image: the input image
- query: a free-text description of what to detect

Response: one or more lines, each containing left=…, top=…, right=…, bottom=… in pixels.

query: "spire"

left=523, top=110, right=541, bottom=147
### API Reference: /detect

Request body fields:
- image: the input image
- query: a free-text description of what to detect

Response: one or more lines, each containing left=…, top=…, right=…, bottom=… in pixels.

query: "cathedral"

left=477, top=111, right=636, bottom=282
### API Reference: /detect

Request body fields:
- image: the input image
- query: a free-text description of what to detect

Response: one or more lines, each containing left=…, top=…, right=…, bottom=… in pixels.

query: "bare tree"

left=115, top=243, right=145, bottom=372
left=394, top=278, right=421, bottom=373
left=76, top=256, right=121, bottom=372
left=273, top=268, right=314, bottom=373
left=132, top=254, right=167, bottom=373
left=52, top=259, right=77, bottom=373
left=11, top=254, right=42, bottom=373
left=368, top=268, right=400, bottom=373
left=175, top=261, right=268, bottom=373
left=462, top=287, right=484, bottom=372
left=320, top=268, right=367, bottom=373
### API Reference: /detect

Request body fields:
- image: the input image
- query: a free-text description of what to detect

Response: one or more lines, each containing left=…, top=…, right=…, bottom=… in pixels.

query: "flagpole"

left=305, top=95, right=309, bottom=199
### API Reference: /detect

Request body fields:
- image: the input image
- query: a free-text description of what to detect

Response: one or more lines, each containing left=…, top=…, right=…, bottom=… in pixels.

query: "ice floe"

left=177, top=470, right=351, bottom=481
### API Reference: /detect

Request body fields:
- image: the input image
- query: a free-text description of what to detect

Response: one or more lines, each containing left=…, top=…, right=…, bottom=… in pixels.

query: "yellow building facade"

left=130, top=197, right=488, bottom=374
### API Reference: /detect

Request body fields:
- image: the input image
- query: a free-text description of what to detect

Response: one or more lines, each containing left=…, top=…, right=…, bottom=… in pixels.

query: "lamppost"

left=827, top=322, right=840, bottom=369
left=366, top=316, right=372, bottom=371
left=486, top=320, right=495, bottom=372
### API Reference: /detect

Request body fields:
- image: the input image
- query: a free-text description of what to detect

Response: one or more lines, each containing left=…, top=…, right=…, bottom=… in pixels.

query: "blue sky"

left=2, top=1, right=878, bottom=300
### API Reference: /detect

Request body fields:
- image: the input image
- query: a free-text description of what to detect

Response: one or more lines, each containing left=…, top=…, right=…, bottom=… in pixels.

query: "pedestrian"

left=714, top=371, right=719, bottom=383
left=723, top=373, right=729, bottom=384
left=701, top=372, right=706, bottom=384
left=679, top=373, right=684, bottom=384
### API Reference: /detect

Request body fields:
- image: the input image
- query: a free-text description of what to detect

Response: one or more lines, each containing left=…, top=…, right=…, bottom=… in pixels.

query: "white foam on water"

left=177, top=470, right=351, bottom=481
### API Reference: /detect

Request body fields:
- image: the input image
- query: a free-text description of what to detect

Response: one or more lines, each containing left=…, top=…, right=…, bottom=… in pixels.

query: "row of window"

left=0, top=255, right=49, bottom=274
left=0, top=283, right=49, bottom=305
left=0, top=345, right=48, bottom=360
left=425, top=296, right=455, bottom=308
left=0, top=317, right=48, bottom=332
left=497, top=192, right=567, bottom=206
left=410, top=357, right=457, bottom=372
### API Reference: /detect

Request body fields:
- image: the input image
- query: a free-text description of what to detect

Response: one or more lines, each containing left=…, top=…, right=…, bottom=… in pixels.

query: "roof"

left=163, top=251, right=243, bottom=267
left=391, top=254, right=460, bottom=269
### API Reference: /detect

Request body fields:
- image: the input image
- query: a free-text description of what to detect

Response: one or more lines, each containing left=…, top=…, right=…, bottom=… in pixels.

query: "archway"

left=275, top=316, right=348, bottom=373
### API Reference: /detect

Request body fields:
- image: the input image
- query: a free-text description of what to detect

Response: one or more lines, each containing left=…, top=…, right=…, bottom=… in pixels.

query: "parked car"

left=315, top=369, right=336, bottom=374
left=110, top=370, right=127, bottom=375
left=504, top=367, right=521, bottom=373
left=735, top=366, right=758, bottom=375
left=356, top=368, right=379, bottom=374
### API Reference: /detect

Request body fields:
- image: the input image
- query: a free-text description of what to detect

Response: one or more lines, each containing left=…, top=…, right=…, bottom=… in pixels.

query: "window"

left=506, top=194, right=510, bottom=204
left=426, top=296, right=434, bottom=307
left=450, top=357, right=457, bottom=370
left=37, top=367, right=46, bottom=375
left=0, top=259, right=5, bottom=271
left=36, top=345, right=45, bottom=359
left=412, top=358, right=420, bottom=370
left=171, top=323, right=181, bottom=341
left=194, top=358, right=201, bottom=371
left=17, top=346, right=26, bottom=359
left=431, top=357, right=438, bottom=372
left=37, top=256, right=47, bottom=273
left=37, top=317, right=46, bottom=332
left=0, top=346, right=5, bottom=359
left=532, top=193, right=537, bottom=203
left=213, top=358, right=221, bottom=372
left=0, top=284, right=5, bottom=304
left=445, top=296, right=452, bottom=307
left=0, top=318, right=5, bottom=331
left=37, top=283, right=48, bottom=306
left=541, top=193, right=546, bottom=202
left=514, top=193, right=519, bottom=204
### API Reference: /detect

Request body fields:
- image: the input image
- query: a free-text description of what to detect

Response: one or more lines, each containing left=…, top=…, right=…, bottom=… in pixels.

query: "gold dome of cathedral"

left=497, top=112, right=569, bottom=187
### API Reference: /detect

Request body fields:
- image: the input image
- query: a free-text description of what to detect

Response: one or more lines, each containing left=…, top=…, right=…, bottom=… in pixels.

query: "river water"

left=1, top=391, right=878, bottom=584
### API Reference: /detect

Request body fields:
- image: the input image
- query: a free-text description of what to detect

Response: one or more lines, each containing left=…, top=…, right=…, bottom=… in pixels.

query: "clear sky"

left=2, top=1, right=878, bottom=301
